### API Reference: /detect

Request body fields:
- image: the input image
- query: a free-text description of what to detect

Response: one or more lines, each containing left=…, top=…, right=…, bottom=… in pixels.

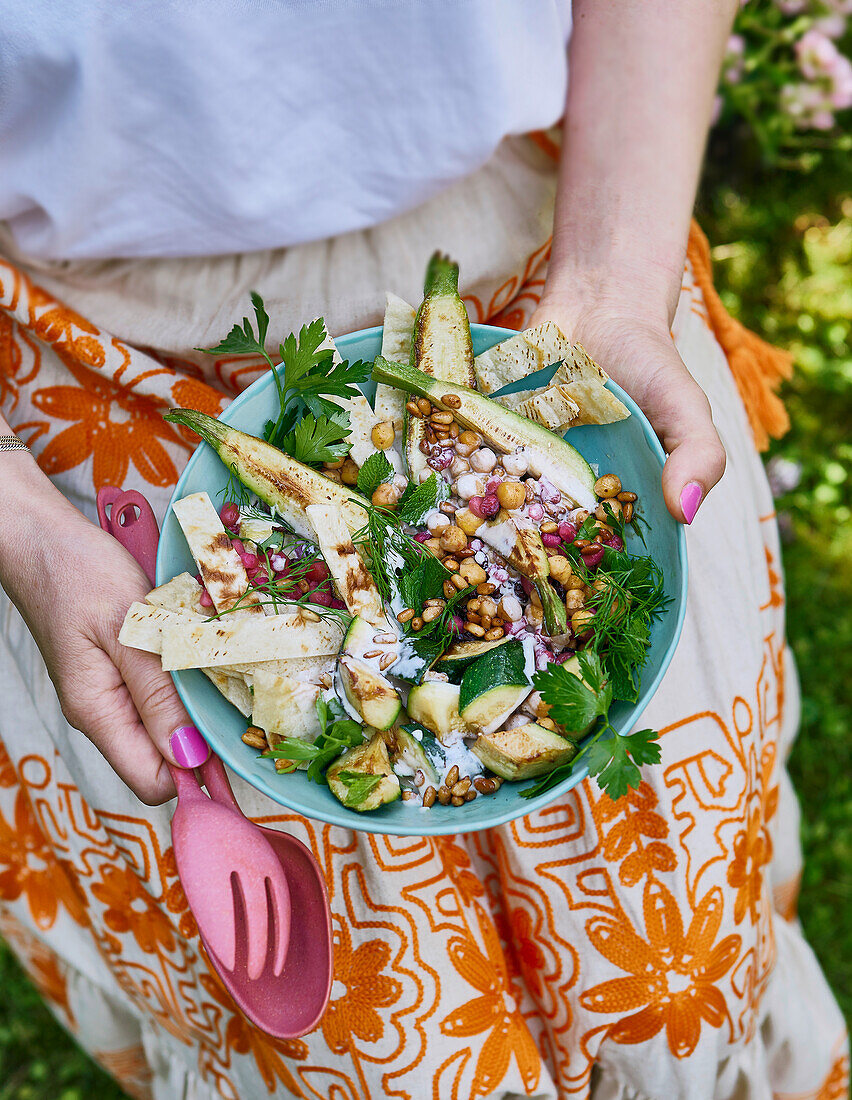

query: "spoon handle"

left=199, top=755, right=241, bottom=811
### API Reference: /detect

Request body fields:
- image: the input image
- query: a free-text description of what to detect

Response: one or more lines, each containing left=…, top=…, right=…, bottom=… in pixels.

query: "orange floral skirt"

left=0, top=137, right=846, bottom=1100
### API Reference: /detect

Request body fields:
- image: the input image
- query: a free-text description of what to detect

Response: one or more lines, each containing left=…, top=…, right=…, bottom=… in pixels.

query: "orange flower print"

left=441, top=903, right=540, bottom=1097
left=321, top=919, right=402, bottom=1055
left=26, top=948, right=76, bottom=1027
left=0, top=789, right=88, bottom=929
left=92, top=864, right=175, bottom=955
left=581, top=882, right=741, bottom=1058
left=32, top=358, right=187, bottom=491
left=508, top=906, right=547, bottom=999
left=817, top=1054, right=850, bottom=1100
left=727, top=807, right=773, bottom=926
left=434, top=836, right=485, bottom=905
left=593, top=782, right=677, bottom=887
left=199, top=968, right=307, bottom=1095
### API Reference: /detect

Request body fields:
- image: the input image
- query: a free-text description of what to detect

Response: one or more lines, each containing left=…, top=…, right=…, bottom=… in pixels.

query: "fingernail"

left=170, top=725, right=210, bottom=769
left=680, top=481, right=703, bottom=525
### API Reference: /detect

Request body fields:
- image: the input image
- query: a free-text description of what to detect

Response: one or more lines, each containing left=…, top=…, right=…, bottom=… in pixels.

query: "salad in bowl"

left=119, top=254, right=684, bottom=827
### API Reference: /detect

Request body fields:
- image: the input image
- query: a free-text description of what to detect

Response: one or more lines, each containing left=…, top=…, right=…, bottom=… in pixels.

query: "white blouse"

left=0, top=1, right=570, bottom=260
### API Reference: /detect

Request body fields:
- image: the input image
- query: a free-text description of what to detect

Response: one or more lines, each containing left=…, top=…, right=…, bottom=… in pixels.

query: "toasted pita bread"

left=171, top=493, right=262, bottom=615
left=474, top=323, right=629, bottom=428
left=202, top=669, right=253, bottom=717
left=252, top=672, right=322, bottom=740
left=375, top=293, right=415, bottom=431
left=119, top=602, right=203, bottom=654
left=145, top=573, right=206, bottom=615
left=222, top=654, right=335, bottom=682
left=161, top=614, right=343, bottom=671
left=306, top=504, right=386, bottom=626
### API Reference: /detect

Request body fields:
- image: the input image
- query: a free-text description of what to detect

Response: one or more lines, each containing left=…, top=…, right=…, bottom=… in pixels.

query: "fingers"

left=639, top=345, right=727, bottom=523
left=60, top=646, right=178, bottom=805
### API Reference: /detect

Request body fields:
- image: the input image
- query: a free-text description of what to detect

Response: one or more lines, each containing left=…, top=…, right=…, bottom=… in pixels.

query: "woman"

left=0, top=3, right=846, bottom=1098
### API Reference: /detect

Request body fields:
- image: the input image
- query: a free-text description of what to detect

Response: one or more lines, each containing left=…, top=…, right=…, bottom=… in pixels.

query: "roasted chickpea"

left=341, top=458, right=360, bottom=485
left=371, top=482, right=401, bottom=509
left=547, top=555, right=573, bottom=585
left=594, top=473, right=622, bottom=499
left=571, top=608, right=595, bottom=634
left=455, top=508, right=484, bottom=536
left=565, top=589, right=586, bottom=612
left=439, top=525, right=468, bottom=554
left=458, top=558, right=487, bottom=586
left=595, top=499, right=623, bottom=522
left=496, top=481, right=526, bottom=510
left=371, top=421, right=395, bottom=449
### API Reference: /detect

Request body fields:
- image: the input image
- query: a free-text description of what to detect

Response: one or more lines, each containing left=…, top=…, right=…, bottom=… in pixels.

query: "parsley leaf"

left=585, top=728, right=661, bottom=801
left=396, top=473, right=449, bottom=525
left=531, top=660, right=609, bottom=733
left=357, top=451, right=394, bottom=497
left=200, top=291, right=273, bottom=365
left=280, top=412, right=352, bottom=465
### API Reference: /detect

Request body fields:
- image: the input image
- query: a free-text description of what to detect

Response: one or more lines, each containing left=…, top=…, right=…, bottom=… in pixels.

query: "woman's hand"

left=0, top=458, right=200, bottom=804
left=528, top=294, right=726, bottom=523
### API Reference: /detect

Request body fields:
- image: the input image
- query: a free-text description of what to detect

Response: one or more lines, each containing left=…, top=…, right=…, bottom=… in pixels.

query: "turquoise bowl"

left=158, top=324, right=687, bottom=836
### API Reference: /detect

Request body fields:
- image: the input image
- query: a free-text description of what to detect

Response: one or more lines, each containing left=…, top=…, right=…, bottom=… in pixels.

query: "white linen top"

left=0, top=1, right=570, bottom=260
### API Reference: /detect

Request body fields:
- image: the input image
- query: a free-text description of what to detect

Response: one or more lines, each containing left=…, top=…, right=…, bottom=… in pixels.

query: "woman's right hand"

left=0, top=456, right=198, bottom=804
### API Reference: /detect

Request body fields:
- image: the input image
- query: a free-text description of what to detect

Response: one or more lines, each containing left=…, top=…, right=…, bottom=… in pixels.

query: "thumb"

left=624, top=336, right=726, bottom=523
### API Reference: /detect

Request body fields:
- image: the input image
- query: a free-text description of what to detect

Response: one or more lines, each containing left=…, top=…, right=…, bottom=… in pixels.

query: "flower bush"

left=716, top=0, right=852, bottom=166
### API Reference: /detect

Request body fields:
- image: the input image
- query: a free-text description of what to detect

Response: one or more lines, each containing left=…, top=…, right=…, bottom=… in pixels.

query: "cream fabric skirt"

left=0, top=136, right=846, bottom=1100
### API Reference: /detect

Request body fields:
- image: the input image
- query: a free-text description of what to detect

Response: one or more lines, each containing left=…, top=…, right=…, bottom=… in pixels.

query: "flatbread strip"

left=119, top=602, right=204, bottom=654
left=305, top=504, right=386, bottom=627
left=161, top=615, right=344, bottom=671
left=375, top=292, right=415, bottom=430
left=218, top=654, right=336, bottom=682
left=252, top=672, right=322, bottom=741
left=202, top=669, right=253, bottom=717
left=145, top=573, right=206, bottom=615
left=171, top=492, right=262, bottom=615
left=474, top=322, right=628, bottom=427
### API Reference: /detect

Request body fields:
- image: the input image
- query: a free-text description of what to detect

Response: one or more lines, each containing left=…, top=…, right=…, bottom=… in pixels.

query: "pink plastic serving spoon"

left=98, top=486, right=334, bottom=1036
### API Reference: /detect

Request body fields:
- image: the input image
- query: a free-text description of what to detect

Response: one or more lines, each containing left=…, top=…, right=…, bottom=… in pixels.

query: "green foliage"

left=356, top=451, right=393, bottom=496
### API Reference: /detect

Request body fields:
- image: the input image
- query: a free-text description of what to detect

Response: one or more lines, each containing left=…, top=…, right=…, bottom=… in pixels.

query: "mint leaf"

left=282, top=413, right=352, bottom=466
left=335, top=770, right=383, bottom=807
left=397, top=473, right=449, bottom=525
left=398, top=554, right=451, bottom=612
left=357, top=451, right=394, bottom=497
left=532, top=661, right=607, bottom=732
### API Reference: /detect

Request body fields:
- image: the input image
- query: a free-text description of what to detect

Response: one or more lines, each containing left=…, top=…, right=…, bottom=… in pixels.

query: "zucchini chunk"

left=407, top=680, right=469, bottom=741
left=337, top=655, right=401, bottom=731
left=404, top=253, right=476, bottom=480
left=472, top=722, right=577, bottom=781
left=458, top=640, right=533, bottom=736
left=436, top=637, right=515, bottom=683
left=383, top=725, right=442, bottom=787
left=327, top=733, right=401, bottom=811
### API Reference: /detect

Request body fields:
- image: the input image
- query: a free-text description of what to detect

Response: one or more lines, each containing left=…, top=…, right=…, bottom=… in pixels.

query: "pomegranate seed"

left=220, top=502, right=240, bottom=527
left=485, top=477, right=502, bottom=493
left=199, top=589, right=213, bottom=608
left=231, top=539, right=244, bottom=556
left=241, top=552, right=258, bottom=571
left=414, top=531, right=431, bottom=543
left=193, top=572, right=203, bottom=584
left=307, top=560, right=330, bottom=583
left=552, top=650, right=574, bottom=664
left=468, top=496, right=486, bottom=518
left=520, top=577, right=532, bottom=595
left=527, top=503, right=544, bottom=521
left=311, top=590, right=332, bottom=607
left=542, top=532, right=562, bottom=548
left=450, top=616, right=464, bottom=634
left=481, top=494, right=500, bottom=519
left=608, top=535, right=624, bottom=551
left=558, top=521, right=577, bottom=541
left=252, top=569, right=269, bottom=585
left=330, top=598, right=347, bottom=610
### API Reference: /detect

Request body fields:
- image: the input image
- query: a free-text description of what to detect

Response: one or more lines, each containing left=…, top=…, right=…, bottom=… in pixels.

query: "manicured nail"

left=170, top=725, right=210, bottom=769
left=680, top=481, right=703, bottom=525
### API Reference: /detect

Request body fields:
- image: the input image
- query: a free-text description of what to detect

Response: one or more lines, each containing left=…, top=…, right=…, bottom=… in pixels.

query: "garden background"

left=1, top=2, right=850, bottom=1096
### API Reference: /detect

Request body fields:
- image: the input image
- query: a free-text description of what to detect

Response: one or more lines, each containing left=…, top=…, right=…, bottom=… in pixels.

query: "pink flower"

left=813, top=14, right=847, bottom=38
left=780, top=82, right=836, bottom=130
left=828, top=53, right=852, bottom=109
left=795, top=30, right=842, bottom=80
left=722, top=34, right=746, bottom=84
left=775, top=0, right=807, bottom=12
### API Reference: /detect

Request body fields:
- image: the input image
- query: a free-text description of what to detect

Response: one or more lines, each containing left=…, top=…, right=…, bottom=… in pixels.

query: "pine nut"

left=437, top=785, right=452, bottom=805
left=406, top=401, right=423, bottom=417
left=465, top=622, right=486, bottom=637
left=439, top=501, right=457, bottom=515
left=474, top=776, right=499, bottom=794
left=452, top=573, right=468, bottom=590
left=449, top=423, right=460, bottom=439
left=422, top=606, right=442, bottom=623
left=300, top=608, right=321, bottom=622
left=242, top=729, right=267, bottom=750
left=622, top=501, right=635, bottom=523
left=446, top=765, right=460, bottom=788
left=411, top=617, right=424, bottom=631
left=476, top=582, right=496, bottom=595
left=467, top=598, right=482, bottom=613
left=458, top=430, right=480, bottom=445
left=451, top=795, right=465, bottom=807
left=419, top=440, right=431, bottom=454
left=362, top=649, right=383, bottom=659
left=414, top=770, right=425, bottom=787
left=374, top=631, right=397, bottom=643
left=541, top=520, right=558, bottom=534
left=397, top=608, right=415, bottom=623
left=452, top=777, right=471, bottom=796
left=379, top=652, right=396, bottom=671
left=464, top=790, right=477, bottom=801
left=442, top=559, right=459, bottom=573
left=417, top=398, right=433, bottom=415
left=442, top=394, right=462, bottom=408
left=422, top=786, right=437, bottom=808
left=431, top=411, right=454, bottom=425
left=618, top=491, right=638, bottom=503
left=402, top=790, right=414, bottom=801
left=484, top=627, right=505, bottom=641
left=443, top=581, right=456, bottom=599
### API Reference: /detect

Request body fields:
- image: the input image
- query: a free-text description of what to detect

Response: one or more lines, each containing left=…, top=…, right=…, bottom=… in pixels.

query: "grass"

left=0, top=136, right=849, bottom=1096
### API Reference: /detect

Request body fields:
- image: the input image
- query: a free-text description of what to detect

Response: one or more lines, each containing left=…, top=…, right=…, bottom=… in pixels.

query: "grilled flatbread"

left=161, top=614, right=344, bottom=671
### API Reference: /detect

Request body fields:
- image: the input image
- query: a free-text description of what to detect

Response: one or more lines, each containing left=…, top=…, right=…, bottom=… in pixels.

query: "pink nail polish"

left=170, top=725, right=210, bottom=769
left=680, top=481, right=703, bottom=525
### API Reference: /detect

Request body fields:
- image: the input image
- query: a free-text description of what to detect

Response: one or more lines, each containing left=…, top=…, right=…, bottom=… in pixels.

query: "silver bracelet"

left=0, top=434, right=30, bottom=454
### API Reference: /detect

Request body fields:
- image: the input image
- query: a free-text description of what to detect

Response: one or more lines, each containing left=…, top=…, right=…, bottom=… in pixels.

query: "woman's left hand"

left=528, top=296, right=726, bottom=524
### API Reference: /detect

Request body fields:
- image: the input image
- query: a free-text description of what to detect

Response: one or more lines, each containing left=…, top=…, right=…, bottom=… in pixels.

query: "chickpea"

left=323, top=458, right=345, bottom=471
left=458, top=558, right=487, bottom=585
left=341, top=458, right=360, bottom=485
left=469, top=447, right=498, bottom=474
left=499, top=594, right=523, bottom=621
left=372, top=482, right=401, bottom=509
left=565, top=589, right=586, bottom=612
left=502, top=451, right=529, bottom=477
left=496, top=481, right=526, bottom=510
left=594, top=473, right=622, bottom=499
left=439, top=525, right=468, bottom=554
left=324, top=468, right=343, bottom=484
left=449, top=455, right=470, bottom=478
left=526, top=601, right=544, bottom=627
left=548, top=555, right=573, bottom=585
left=424, top=538, right=443, bottom=556
left=427, top=511, right=451, bottom=533
left=455, top=507, right=484, bottom=536
left=595, top=499, right=623, bottom=522
left=571, top=608, right=595, bottom=634
left=572, top=508, right=590, bottom=525
left=454, top=473, right=485, bottom=500
left=371, top=421, right=395, bottom=449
